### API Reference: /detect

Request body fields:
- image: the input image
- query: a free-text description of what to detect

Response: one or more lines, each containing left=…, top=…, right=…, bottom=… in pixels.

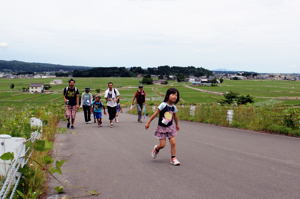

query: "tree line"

left=73, top=66, right=213, bottom=77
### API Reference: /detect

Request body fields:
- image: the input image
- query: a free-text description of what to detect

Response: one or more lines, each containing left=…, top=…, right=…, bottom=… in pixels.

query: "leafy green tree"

left=232, top=77, right=240, bottom=80
left=44, top=84, right=51, bottom=90
left=219, top=91, right=254, bottom=105
left=141, top=75, right=153, bottom=85
left=176, top=73, right=185, bottom=82
left=237, top=95, right=254, bottom=105
left=22, top=87, right=28, bottom=92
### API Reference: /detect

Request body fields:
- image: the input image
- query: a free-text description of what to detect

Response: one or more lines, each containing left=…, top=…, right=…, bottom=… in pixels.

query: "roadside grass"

left=129, top=102, right=300, bottom=137
left=178, top=103, right=300, bottom=137
left=0, top=104, right=64, bottom=198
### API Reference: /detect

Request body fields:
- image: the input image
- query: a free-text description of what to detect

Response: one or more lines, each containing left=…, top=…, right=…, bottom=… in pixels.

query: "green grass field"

left=0, top=78, right=142, bottom=111
left=1, top=78, right=300, bottom=113
left=189, top=80, right=300, bottom=105
left=190, top=80, right=300, bottom=97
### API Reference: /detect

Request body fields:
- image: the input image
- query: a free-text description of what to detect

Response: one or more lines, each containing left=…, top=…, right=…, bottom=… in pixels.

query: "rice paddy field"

left=1, top=77, right=300, bottom=138
left=191, top=80, right=300, bottom=105
left=0, top=78, right=300, bottom=113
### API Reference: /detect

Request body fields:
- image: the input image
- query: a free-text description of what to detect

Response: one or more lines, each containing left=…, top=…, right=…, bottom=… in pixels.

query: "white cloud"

left=0, top=42, right=8, bottom=48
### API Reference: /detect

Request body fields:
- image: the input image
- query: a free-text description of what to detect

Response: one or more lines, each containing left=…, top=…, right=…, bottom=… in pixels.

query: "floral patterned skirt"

left=154, top=124, right=177, bottom=139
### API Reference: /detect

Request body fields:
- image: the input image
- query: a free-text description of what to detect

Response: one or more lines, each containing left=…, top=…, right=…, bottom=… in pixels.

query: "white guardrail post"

left=0, top=117, right=42, bottom=199
left=227, top=110, right=234, bottom=125
left=190, top=105, right=196, bottom=117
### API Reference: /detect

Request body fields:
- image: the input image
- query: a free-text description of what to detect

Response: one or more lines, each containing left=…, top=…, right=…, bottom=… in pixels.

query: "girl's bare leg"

left=169, top=137, right=176, bottom=157
left=157, top=138, right=166, bottom=150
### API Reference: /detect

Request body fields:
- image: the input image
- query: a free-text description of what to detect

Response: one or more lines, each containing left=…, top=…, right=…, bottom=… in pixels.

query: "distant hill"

left=0, top=60, right=213, bottom=77
left=0, top=60, right=91, bottom=72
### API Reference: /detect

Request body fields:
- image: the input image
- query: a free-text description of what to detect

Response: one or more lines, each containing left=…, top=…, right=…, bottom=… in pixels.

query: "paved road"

left=48, top=111, right=300, bottom=199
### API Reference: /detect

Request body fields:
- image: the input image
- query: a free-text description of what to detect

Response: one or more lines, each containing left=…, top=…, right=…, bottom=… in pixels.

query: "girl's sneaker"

left=170, top=157, right=181, bottom=166
left=151, top=145, right=159, bottom=159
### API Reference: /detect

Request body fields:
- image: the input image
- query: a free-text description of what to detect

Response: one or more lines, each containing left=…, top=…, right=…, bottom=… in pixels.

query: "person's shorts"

left=65, top=105, right=77, bottom=119
left=95, top=112, right=102, bottom=119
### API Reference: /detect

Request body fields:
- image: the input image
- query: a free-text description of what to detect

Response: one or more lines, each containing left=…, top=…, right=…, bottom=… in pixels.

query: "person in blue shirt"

left=92, top=95, right=106, bottom=127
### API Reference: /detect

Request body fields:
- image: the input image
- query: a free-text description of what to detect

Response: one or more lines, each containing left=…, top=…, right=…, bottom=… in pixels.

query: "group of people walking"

left=63, top=80, right=121, bottom=128
left=63, top=79, right=181, bottom=166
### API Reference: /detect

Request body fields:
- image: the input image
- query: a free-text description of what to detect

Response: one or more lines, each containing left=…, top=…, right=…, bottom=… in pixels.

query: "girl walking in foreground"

left=145, top=88, right=181, bottom=166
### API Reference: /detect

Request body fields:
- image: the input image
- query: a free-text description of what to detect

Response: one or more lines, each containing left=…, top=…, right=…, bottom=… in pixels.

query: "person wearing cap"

left=81, top=87, right=93, bottom=124
left=132, top=85, right=146, bottom=123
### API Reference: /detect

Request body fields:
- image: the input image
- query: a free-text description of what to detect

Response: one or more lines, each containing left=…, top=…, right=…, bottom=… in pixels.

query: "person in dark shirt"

left=132, top=85, right=146, bottom=123
left=63, top=79, right=80, bottom=129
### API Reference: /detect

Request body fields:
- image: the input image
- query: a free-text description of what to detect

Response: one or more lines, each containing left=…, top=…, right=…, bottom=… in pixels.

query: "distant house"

left=50, top=79, right=63, bottom=85
left=3, top=74, right=16, bottom=79
left=168, top=75, right=176, bottom=80
left=192, top=81, right=201, bottom=86
left=188, top=78, right=196, bottom=83
left=42, top=75, right=56, bottom=78
left=29, top=83, right=44, bottom=93
left=34, top=75, right=42, bottom=79
left=191, top=78, right=212, bottom=86
left=192, top=81, right=212, bottom=86
left=151, top=75, right=158, bottom=79
left=230, top=75, right=246, bottom=80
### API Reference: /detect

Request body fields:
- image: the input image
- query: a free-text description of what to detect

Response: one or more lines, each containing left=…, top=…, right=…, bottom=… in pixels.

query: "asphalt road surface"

left=47, top=111, right=300, bottom=199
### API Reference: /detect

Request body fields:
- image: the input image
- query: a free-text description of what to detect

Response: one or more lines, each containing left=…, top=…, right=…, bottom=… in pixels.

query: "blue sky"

left=0, top=0, right=299, bottom=73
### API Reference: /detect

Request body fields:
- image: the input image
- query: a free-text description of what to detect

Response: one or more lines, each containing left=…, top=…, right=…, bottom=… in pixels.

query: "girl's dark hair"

left=163, top=88, right=180, bottom=104
left=69, top=78, right=75, bottom=83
